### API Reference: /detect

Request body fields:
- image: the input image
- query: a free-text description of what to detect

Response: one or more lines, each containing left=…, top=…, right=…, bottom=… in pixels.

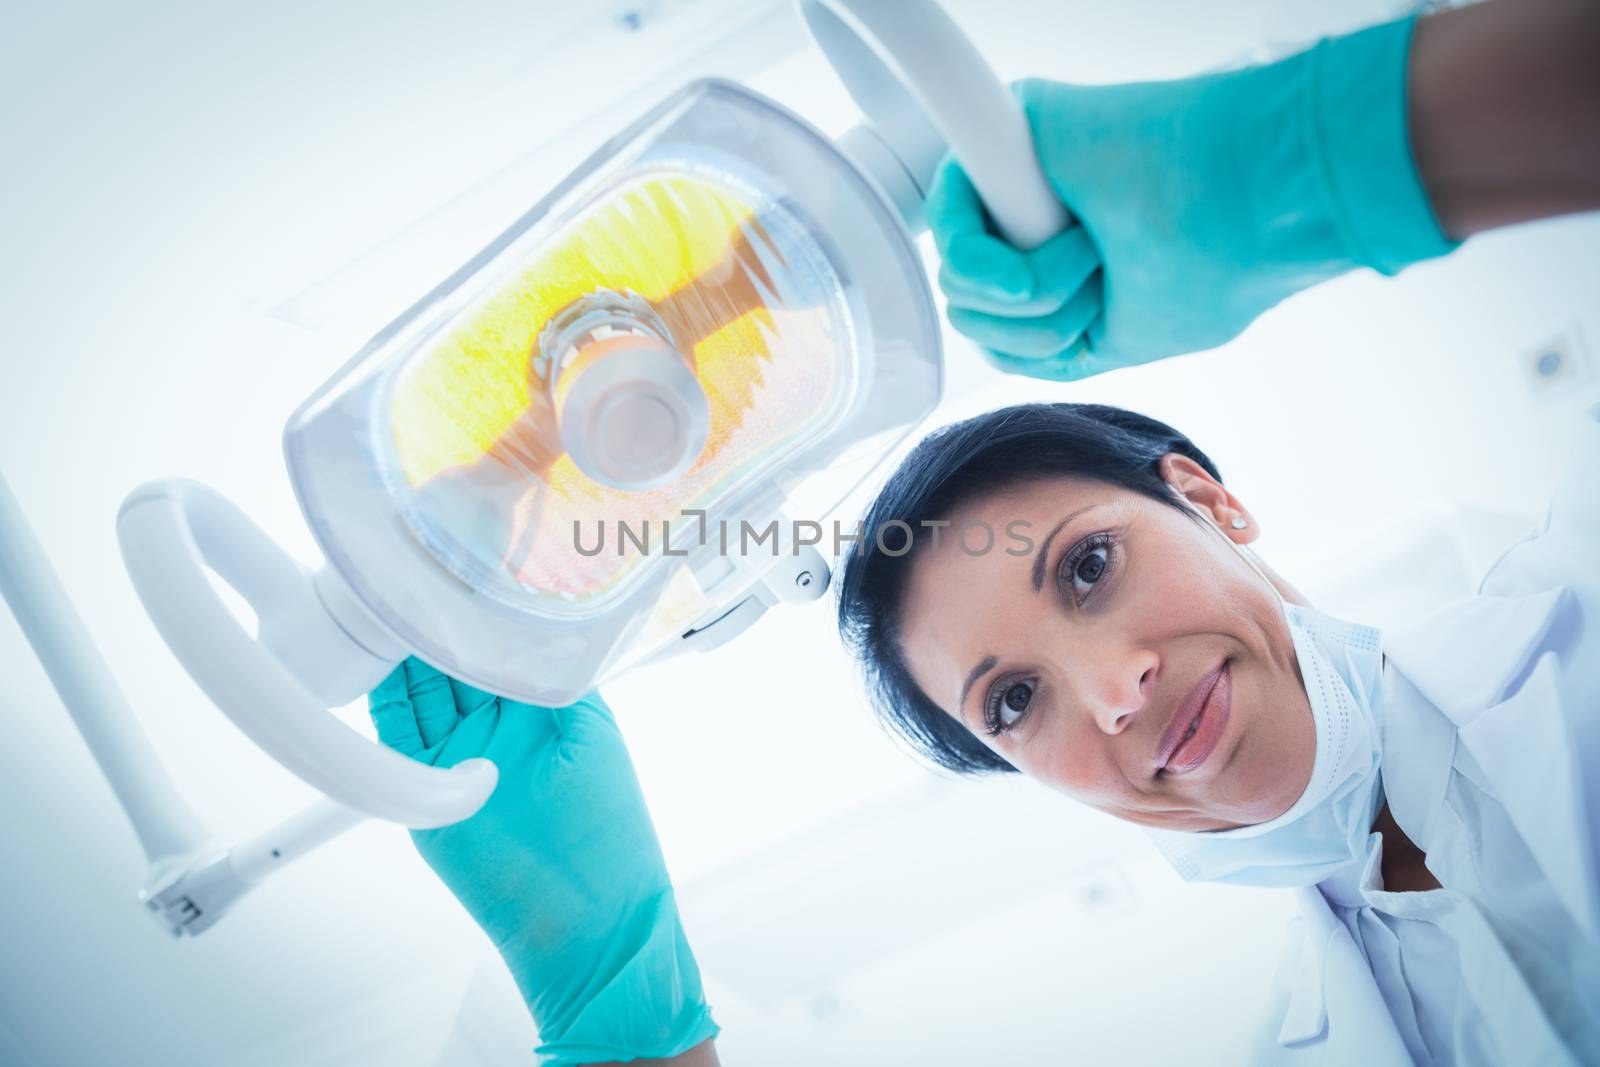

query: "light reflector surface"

left=384, top=167, right=855, bottom=615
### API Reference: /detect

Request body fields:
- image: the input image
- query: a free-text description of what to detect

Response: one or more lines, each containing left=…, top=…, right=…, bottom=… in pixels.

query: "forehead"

left=939, top=474, right=1109, bottom=529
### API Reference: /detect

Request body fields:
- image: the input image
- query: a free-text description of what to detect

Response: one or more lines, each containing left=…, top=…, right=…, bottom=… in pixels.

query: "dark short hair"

left=835, top=402, right=1223, bottom=774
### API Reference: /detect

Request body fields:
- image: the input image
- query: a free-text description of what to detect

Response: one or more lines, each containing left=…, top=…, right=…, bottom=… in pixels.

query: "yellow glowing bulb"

left=385, top=164, right=849, bottom=606
left=391, top=174, right=762, bottom=487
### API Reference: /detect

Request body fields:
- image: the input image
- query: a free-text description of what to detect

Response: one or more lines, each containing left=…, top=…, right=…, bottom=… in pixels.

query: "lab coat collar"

left=1275, top=585, right=1591, bottom=1059
left=1383, top=585, right=1572, bottom=721
left=1384, top=585, right=1599, bottom=939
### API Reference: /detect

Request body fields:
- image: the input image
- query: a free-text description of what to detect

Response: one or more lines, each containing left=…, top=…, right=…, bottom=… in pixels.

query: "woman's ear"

left=1158, top=454, right=1258, bottom=543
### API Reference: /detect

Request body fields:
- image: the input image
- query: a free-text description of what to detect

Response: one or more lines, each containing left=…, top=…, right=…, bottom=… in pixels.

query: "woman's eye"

left=1061, top=534, right=1116, bottom=602
left=985, top=679, right=1036, bottom=735
left=1075, top=548, right=1107, bottom=585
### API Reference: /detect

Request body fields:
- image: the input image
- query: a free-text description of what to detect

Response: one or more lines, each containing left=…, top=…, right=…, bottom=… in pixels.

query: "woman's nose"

left=1085, top=649, right=1159, bottom=735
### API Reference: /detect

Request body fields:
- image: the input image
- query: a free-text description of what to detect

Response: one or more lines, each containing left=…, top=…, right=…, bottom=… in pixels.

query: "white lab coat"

left=1259, top=420, right=1600, bottom=1066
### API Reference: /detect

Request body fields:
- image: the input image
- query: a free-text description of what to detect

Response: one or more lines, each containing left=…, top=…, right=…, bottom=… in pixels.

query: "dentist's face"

left=897, top=455, right=1314, bottom=831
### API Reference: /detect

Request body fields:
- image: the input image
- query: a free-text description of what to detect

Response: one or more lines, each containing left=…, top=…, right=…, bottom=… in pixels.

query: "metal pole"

left=0, top=471, right=209, bottom=864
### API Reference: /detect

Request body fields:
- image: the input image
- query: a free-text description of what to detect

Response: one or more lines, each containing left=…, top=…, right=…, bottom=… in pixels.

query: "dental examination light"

left=2, top=0, right=1066, bottom=933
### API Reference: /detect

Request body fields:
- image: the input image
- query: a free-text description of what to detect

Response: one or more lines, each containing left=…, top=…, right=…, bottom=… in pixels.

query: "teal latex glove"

left=929, top=14, right=1457, bottom=381
left=369, top=658, right=717, bottom=1066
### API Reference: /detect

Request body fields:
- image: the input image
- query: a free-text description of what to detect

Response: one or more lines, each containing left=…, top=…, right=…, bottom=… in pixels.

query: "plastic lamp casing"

left=283, top=79, right=942, bottom=707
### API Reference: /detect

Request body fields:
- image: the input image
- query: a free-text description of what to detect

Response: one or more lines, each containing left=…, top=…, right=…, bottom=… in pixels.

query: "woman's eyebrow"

left=959, top=654, right=999, bottom=714
left=1031, top=504, right=1103, bottom=591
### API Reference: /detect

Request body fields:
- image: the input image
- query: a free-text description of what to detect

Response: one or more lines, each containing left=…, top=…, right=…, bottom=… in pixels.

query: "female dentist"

left=367, top=0, right=1600, bottom=1063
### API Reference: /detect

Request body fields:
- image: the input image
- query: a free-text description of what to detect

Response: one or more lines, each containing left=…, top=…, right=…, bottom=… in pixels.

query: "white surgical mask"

left=1142, top=492, right=1386, bottom=887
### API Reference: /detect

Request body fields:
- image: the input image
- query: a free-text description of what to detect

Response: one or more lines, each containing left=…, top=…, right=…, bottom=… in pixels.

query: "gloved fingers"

left=1058, top=344, right=1140, bottom=380
left=446, top=675, right=499, bottom=720
left=402, top=657, right=463, bottom=750
left=549, top=693, right=633, bottom=774
left=574, top=691, right=619, bottom=728
left=948, top=306, right=1076, bottom=361
left=980, top=327, right=1129, bottom=383
left=1085, top=309, right=1108, bottom=352
left=926, top=154, right=993, bottom=257
left=1023, top=225, right=1101, bottom=313
left=1014, top=78, right=1055, bottom=129
left=947, top=273, right=1103, bottom=361
left=552, top=691, right=622, bottom=745
left=368, top=662, right=426, bottom=759
left=937, top=233, right=1032, bottom=309
left=929, top=159, right=1034, bottom=307
left=429, top=698, right=514, bottom=769
left=1014, top=77, right=1074, bottom=160
left=981, top=343, right=1097, bottom=382
left=941, top=224, right=1099, bottom=317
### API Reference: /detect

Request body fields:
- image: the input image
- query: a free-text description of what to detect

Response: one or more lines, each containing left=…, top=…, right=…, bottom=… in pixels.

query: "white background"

left=2, top=0, right=1596, bottom=1063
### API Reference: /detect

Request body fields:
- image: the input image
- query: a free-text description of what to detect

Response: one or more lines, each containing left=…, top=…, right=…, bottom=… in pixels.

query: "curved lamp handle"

left=116, top=479, right=497, bottom=829
left=800, top=0, right=1070, bottom=249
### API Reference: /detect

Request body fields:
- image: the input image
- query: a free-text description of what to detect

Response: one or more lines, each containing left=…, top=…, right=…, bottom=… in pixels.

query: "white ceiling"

left=2, top=0, right=1596, bottom=1064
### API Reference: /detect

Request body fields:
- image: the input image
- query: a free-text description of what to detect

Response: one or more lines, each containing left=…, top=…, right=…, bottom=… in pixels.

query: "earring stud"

left=1230, top=517, right=1248, bottom=530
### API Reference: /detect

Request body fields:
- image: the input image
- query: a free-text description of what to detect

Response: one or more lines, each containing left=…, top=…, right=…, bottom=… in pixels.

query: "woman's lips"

left=1163, top=662, right=1231, bottom=776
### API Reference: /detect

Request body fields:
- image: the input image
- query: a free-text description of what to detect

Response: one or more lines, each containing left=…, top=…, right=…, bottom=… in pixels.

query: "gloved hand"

left=929, top=15, right=1457, bottom=381
left=368, top=658, right=717, bottom=1066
